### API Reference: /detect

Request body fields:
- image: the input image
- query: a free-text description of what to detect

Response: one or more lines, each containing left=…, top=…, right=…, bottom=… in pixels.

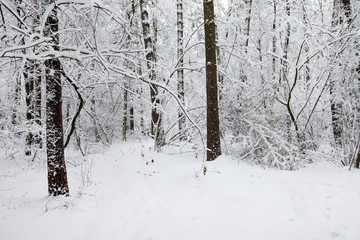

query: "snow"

left=1, top=140, right=360, bottom=240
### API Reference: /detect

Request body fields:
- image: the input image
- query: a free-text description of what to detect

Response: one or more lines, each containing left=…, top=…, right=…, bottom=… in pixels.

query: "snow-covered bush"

left=227, top=119, right=302, bottom=170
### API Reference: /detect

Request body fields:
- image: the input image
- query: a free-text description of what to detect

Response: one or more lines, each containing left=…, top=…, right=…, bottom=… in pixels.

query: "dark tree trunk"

left=330, top=91, right=343, bottom=147
left=44, top=0, right=69, bottom=196
left=123, top=87, right=128, bottom=141
left=140, top=0, right=164, bottom=149
left=129, top=105, right=134, bottom=131
left=24, top=62, right=34, bottom=156
left=45, top=58, right=69, bottom=196
left=204, top=0, right=221, bottom=161
left=355, top=146, right=360, bottom=169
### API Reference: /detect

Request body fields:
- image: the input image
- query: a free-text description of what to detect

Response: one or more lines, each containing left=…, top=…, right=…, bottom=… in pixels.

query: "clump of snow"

left=1, top=139, right=360, bottom=240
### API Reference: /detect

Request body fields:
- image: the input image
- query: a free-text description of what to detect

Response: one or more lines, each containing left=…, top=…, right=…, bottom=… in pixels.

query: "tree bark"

left=140, top=0, right=164, bottom=149
left=43, top=0, right=69, bottom=196
left=204, top=0, right=221, bottom=161
left=177, top=0, right=186, bottom=140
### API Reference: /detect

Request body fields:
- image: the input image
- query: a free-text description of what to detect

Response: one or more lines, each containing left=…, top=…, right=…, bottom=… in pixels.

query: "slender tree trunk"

left=272, top=0, right=277, bottom=80
left=128, top=0, right=135, bottom=134
left=204, top=0, right=221, bottom=161
left=140, top=0, right=163, bottom=149
left=21, top=0, right=42, bottom=155
left=330, top=0, right=342, bottom=147
left=32, top=1, right=42, bottom=148
left=355, top=141, right=360, bottom=168
left=330, top=0, right=351, bottom=147
left=244, top=0, right=253, bottom=55
left=282, top=0, right=292, bottom=141
left=43, top=0, right=69, bottom=196
left=12, top=73, right=21, bottom=125
left=177, top=0, right=186, bottom=140
left=11, top=1, right=23, bottom=125
left=32, top=60, right=42, bottom=148
left=24, top=61, right=34, bottom=156
left=129, top=105, right=134, bottom=131
left=122, top=0, right=137, bottom=141
left=122, top=85, right=128, bottom=141
left=301, top=1, right=311, bottom=96
left=16, top=0, right=33, bottom=156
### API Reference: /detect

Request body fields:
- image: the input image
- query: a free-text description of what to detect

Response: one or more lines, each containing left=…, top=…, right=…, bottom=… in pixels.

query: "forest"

left=0, top=0, right=360, bottom=239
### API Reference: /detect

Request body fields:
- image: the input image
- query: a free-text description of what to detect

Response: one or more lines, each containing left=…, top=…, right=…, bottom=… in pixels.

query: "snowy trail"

left=1, top=141, right=360, bottom=240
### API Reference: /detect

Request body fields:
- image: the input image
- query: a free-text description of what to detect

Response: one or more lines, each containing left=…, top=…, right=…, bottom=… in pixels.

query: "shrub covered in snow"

left=227, top=120, right=302, bottom=170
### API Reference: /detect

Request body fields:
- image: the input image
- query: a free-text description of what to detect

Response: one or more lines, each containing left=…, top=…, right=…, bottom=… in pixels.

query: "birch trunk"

left=177, top=0, right=186, bottom=140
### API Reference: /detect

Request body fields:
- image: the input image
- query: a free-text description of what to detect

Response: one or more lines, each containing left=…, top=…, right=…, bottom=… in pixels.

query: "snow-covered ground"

left=1, top=140, right=360, bottom=240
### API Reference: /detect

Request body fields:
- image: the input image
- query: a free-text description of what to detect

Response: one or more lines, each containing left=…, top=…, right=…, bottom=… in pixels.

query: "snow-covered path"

left=1, top=141, right=360, bottom=240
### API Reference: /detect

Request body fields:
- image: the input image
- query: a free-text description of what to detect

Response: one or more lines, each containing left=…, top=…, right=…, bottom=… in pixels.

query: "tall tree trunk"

left=43, top=0, right=69, bottom=196
left=330, top=0, right=341, bottom=147
left=11, top=1, right=24, bottom=125
left=301, top=1, right=311, bottom=96
left=122, top=0, right=137, bottom=141
left=282, top=0, right=292, bottom=141
left=177, top=0, right=186, bottom=140
left=24, top=61, right=34, bottom=156
left=140, top=0, right=163, bottom=149
left=330, top=0, right=351, bottom=147
left=21, top=0, right=42, bottom=155
left=204, top=0, right=221, bottom=161
left=15, top=0, right=33, bottom=155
